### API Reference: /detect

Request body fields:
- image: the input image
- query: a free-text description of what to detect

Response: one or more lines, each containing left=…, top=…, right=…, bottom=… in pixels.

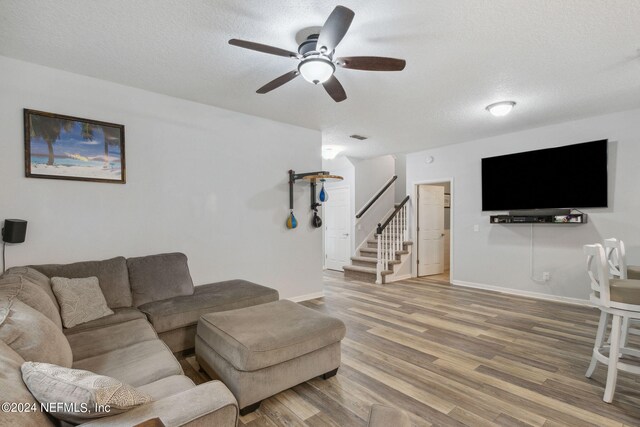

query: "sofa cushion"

left=3, top=266, right=59, bottom=312
left=0, top=275, right=62, bottom=329
left=139, top=279, right=279, bottom=333
left=0, top=341, right=56, bottom=427
left=157, top=325, right=198, bottom=353
left=67, top=319, right=159, bottom=361
left=51, top=276, right=114, bottom=328
left=136, top=375, right=195, bottom=400
left=79, top=380, right=238, bottom=427
left=63, top=307, right=146, bottom=335
left=31, top=257, right=133, bottom=308
left=127, top=253, right=195, bottom=307
left=610, top=278, right=640, bottom=305
left=0, top=293, right=72, bottom=368
left=72, top=339, right=183, bottom=387
left=197, top=300, right=346, bottom=371
left=22, top=361, right=152, bottom=423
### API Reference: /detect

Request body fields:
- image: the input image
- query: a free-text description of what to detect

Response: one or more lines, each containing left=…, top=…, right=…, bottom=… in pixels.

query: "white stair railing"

left=376, top=196, right=409, bottom=284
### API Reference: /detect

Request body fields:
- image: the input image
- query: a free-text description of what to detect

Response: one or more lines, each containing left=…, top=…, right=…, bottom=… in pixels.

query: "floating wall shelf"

left=490, top=211, right=587, bottom=224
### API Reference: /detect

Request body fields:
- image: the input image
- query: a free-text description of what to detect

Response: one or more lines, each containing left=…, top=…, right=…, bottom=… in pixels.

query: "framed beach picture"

left=24, top=109, right=126, bottom=184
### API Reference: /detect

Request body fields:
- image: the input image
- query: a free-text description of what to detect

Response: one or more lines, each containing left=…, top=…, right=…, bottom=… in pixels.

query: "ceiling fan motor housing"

left=298, top=34, right=327, bottom=56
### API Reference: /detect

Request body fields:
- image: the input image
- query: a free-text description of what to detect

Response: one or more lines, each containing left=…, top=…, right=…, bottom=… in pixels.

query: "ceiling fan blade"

left=256, top=70, right=299, bottom=94
left=322, top=75, right=347, bottom=102
left=229, top=39, right=298, bottom=58
left=337, top=56, right=406, bottom=71
left=316, top=6, right=355, bottom=53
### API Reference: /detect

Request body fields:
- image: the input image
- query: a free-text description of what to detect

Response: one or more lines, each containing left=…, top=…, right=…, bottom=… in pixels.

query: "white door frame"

left=322, top=185, right=352, bottom=270
left=411, top=178, right=454, bottom=280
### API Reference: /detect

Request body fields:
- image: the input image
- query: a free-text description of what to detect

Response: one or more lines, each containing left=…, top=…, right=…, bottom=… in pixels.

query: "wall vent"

left=350, top=134, right=368, bottom=140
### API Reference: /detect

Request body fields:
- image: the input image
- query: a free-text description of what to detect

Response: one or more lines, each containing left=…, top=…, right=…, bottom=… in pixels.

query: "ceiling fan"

left=228, top=5, right=406, bottom=102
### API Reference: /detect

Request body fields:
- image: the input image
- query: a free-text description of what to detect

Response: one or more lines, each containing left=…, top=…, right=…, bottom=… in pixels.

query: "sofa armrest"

left=80, top=381, right=238, bottom=427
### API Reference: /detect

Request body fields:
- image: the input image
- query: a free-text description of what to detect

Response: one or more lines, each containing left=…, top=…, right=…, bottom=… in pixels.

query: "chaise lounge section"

left=0, top=260, right=242, bottom=426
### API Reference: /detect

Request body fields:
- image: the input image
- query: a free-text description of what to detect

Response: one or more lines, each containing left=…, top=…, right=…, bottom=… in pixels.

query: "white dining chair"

left=605, top=238, right=640, bottom=280
left=584, top=243, right=640, bottom=402
left=604, top=238, right=640, bottom=348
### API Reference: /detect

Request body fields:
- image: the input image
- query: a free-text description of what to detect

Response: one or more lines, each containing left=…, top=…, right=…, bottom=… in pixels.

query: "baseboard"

left=451, top=279, right=592, bottom=307
left=288, top=291, right=325, bottom=302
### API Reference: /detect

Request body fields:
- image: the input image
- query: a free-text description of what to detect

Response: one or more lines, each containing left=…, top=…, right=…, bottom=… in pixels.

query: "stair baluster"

left=376, top=226, right=382, bottom=284
left=374, top=195, right=410, bottom=284
left=396, top=214, right=400, bottom=253
left=346, top=196, right=410, bottom=284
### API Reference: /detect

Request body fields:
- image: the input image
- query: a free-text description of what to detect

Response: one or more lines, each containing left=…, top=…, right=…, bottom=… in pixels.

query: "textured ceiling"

left=1, top=0, right=640, bottom=158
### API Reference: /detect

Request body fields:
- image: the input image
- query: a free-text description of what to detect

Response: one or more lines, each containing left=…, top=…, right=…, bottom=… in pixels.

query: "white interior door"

left=324, top=187, right=351, bottom=271
left=418, top=185, right=445, bottom=276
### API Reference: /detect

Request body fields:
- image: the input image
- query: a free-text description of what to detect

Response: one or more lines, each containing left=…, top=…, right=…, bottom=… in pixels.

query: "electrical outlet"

left=543, top=272, right=551, bottom=281
left=473, top=224, right=479, bottom=232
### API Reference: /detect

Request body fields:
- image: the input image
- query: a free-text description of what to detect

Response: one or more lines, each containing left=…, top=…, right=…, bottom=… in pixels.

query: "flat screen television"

left=481, top=139, right=608, bottom=211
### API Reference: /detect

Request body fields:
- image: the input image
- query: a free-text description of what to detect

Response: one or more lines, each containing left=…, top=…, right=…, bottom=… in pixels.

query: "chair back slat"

left=604, top=238, right=628, bottom=279
left=584, top=243, right=611, bottom=306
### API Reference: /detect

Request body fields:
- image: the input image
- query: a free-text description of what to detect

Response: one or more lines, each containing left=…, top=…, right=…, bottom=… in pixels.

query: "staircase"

left=343, top=196, right=412, bottom=284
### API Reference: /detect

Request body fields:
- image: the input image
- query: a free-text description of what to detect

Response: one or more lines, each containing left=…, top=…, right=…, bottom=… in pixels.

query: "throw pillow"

left=0, top=275, right=62, bottom=329
left=51, top=277, right=114, bottom=328
left=21, top=361, right=152, bottom=423
left=0, top=293, right=72, bottom=367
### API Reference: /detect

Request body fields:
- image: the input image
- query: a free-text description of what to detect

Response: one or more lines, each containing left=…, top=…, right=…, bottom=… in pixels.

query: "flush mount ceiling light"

left=322, top=146, right=344, bottom=160
left=486, top=101, right=516, bottom=117
left=298, top=56, right=335, bottom=84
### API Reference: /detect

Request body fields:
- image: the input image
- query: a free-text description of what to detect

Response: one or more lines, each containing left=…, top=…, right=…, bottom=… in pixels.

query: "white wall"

left=0, top=56, right=323, bottom=300
left=322, top=155, right=398, bottom=254
left=394, top=154, right=407, bottom=204
left=353, top=155, right=396, bottom=210
left=352, top=155, right=396, bottom=248
left=407, top=108, right=640, bottom=302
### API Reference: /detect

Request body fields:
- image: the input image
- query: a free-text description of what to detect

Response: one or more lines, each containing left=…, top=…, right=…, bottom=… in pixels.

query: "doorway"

left=324, top=186, right=351, bottom=271
left=416, top=182, right=452, bottom=281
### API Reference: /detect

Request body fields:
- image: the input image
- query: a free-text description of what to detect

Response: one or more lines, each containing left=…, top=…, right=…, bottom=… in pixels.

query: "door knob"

left=343, top=233, right=350, bottom=236
left=441, top=233, right=445, bottom=237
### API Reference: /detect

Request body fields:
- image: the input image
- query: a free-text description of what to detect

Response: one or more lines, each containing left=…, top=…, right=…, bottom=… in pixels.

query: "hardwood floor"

left=180, top=271, right=640, bottom=426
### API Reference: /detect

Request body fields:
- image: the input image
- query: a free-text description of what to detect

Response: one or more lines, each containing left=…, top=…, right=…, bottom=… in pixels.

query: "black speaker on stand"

left=2, top=219, right=28, bottom=273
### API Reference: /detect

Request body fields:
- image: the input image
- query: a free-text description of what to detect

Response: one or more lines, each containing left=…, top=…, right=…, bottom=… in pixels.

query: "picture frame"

left=24, top=109, right=126, bottom=184
left=444, top=193, right=451, bottom=208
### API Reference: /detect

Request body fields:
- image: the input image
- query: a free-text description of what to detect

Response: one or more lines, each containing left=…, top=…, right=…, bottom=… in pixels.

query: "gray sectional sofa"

left=30, top=252, right=279, bottom=353
left=0, top=252, right=280, bottom=426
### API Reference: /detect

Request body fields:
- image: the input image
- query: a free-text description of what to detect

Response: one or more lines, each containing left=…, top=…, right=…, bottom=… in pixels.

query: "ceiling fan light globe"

left=298, top=58, right=335, bottom=85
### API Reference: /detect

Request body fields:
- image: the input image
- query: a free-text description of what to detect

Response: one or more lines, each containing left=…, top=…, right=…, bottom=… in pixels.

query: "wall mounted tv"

left=481, top=139, right=608, bottom=211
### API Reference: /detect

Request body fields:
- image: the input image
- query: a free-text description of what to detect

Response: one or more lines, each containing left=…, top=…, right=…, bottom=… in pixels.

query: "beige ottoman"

left=195, top=300, right=346, bottom=415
